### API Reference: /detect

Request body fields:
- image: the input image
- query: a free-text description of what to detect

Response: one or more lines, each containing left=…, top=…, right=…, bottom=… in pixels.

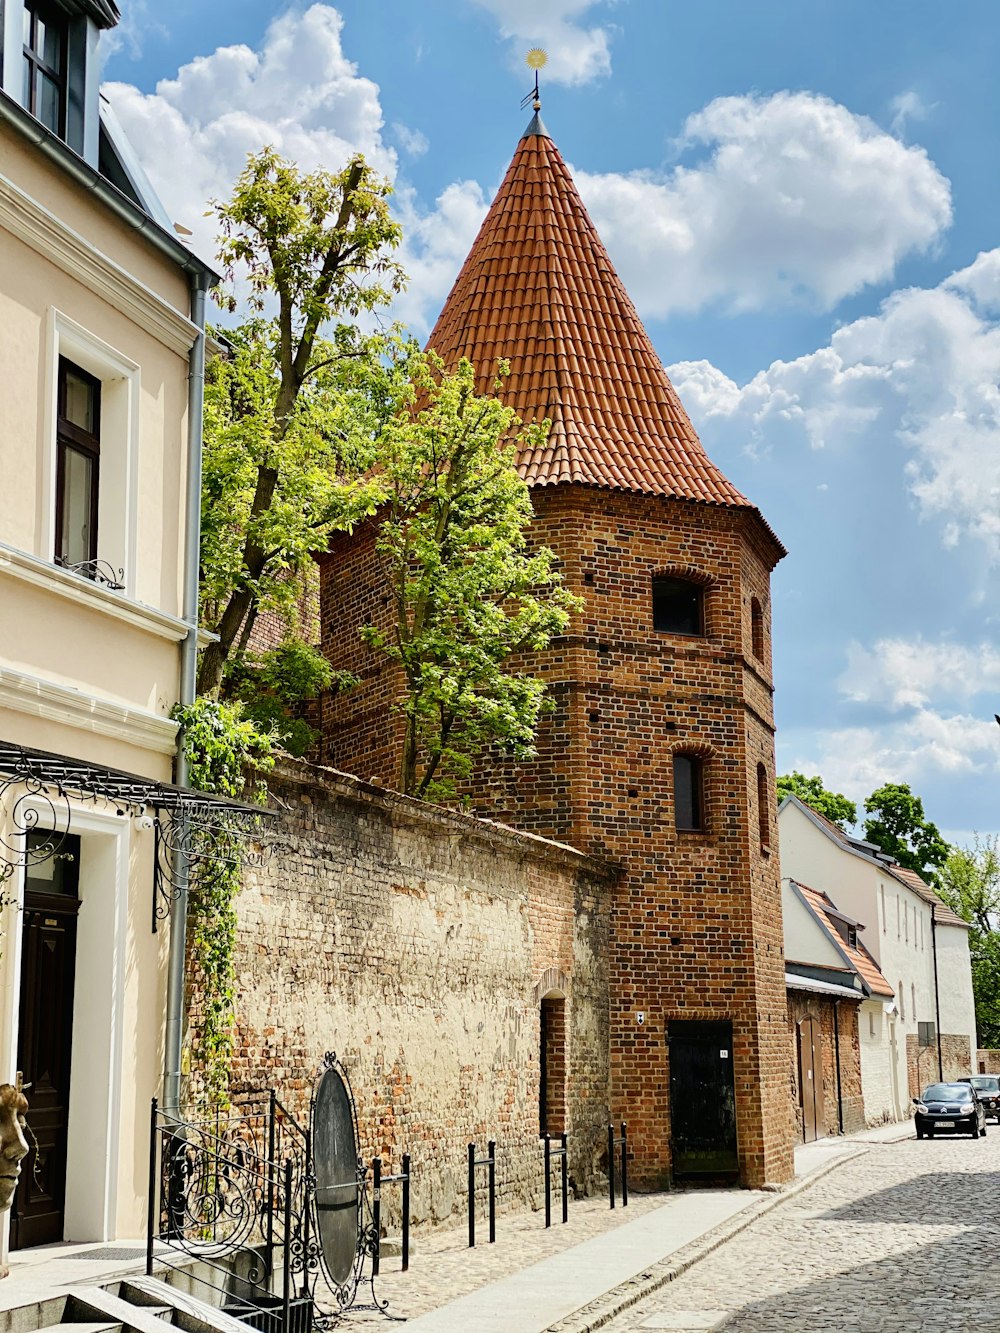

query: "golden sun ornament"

left=526, top=48, right=548, bottom=71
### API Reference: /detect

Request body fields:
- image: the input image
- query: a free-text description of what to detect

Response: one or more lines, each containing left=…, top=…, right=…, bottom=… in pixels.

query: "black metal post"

left=300, top=1126, right=312, bottom=1298
left=608, top=1123, right=616, bottom=1209
left=146, top=1097, right=158, bottom=1276
left=468, top=1143, right=476, bottom=1248
left=266, top=1088, right=277, bottom=1276
left=401, top=1153, right=411, bottom=1272
left=560, top=1132, right=568, bottom=1224
left=372, top=1157, right=382, bottom=1277
left=544, top=1134, right=552, bottom=1228
left=282, top=1160, right=292, bottom=1333
left=620, top=1122, right=628, bottom=1208
left=488, top=1141, right=496, bottom=1244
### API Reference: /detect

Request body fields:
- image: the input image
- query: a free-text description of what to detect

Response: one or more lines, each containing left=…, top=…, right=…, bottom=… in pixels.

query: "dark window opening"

left=847, top=926, right=858, bottom=948
left=673, top=753, right=704, bottom=832
left=55, top=357, right=101, bottom=570
left=22, top=0, right=68, bottom=137
left=750, top=597, right=764, bottom=660
left=653, top=576, right=704, bottom=636
left=756, top=762, right=770, bottom=847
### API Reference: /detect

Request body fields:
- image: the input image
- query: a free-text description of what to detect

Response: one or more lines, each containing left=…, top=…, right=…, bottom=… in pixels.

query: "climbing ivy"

left=173, top=698, right=274, bottom=1106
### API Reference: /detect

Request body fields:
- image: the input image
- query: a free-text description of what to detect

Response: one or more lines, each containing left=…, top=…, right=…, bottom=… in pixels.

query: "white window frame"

left=42, top=309, right=140, bottom=597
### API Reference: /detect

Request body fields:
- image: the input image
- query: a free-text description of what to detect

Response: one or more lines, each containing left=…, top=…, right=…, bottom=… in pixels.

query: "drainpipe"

left=931, top=905, right=943, bottom=1080
left=163, top=271, right=209, bottom=1114
left=833, top=1001, right=844, bottom=1135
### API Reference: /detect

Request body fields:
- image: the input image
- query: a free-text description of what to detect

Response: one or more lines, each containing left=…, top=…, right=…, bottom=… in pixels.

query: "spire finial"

left=522, top=48, right=548, bottom=112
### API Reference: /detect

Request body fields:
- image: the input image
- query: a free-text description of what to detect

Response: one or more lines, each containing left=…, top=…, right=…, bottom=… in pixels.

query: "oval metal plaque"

left=313, top=1063, right=359, bottom=1286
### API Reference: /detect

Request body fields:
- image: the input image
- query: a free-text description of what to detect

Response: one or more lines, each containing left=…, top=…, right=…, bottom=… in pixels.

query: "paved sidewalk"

left=346, top=1120, right=914, bottom=1330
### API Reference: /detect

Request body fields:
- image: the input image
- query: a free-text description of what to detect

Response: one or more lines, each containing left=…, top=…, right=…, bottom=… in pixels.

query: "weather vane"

left=521, top=48, right=548, bottom=111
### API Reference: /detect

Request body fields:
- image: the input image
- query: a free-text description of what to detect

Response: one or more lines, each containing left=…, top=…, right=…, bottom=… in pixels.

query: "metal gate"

left=667, top=1019, right=738, bottom=1179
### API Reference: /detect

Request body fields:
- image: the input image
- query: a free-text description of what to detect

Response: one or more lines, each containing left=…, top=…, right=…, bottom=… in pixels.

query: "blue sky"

left=102, top=1, right=1000, bottom=845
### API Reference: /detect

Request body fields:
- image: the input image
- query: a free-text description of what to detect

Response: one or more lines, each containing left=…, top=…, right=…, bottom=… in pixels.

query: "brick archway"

left=534, top=969, right=570, bottom=1134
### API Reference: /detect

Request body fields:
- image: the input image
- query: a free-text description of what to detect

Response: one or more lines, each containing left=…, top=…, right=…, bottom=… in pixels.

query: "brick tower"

left=317, top=111, right=795, bottom=1188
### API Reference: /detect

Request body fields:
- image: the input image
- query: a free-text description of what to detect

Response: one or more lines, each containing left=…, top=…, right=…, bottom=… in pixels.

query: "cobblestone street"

left=605, top=1132, right=1000, bottom=1332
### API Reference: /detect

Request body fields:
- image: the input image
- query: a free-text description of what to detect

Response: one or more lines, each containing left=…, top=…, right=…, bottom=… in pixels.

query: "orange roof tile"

left=426, top=114, right=784, bottom=550
left=888, top=865, right=970, bottom=928
left=794, top=881, right=895, bottom=998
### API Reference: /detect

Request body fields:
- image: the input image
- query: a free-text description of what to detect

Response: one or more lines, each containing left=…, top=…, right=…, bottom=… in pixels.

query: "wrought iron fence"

left=147, top=1093, right=315, bottom=1333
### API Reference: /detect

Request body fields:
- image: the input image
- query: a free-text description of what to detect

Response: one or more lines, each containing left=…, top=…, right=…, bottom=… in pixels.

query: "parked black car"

left=913, top=1083, right=986, bottom=1138
left=958, top=1075, right=1000, bottom=1121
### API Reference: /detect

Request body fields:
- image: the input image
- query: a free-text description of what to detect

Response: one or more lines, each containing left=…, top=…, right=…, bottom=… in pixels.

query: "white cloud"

left=889, top=90, right=935, bottom=138
left=669, top=252, right=1000, bottom=555
left=103, top=5, right=395, bottom=266
left=471, top=0, right=615, bottom=85
left=572, top=92, right=951, bottom=316
left=393, top=123, right=429, bottom=157
left=945, top=249, right=1000, bottom=314
left=393, top=180, right=490, bottom=336
left=103, top=5, right=481, bottom=331
left=783, top=707, right=1000, bottom=804
left=840, top=638, right=1000, bottom=711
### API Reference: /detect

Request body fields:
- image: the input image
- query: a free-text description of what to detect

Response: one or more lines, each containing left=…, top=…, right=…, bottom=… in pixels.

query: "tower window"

left=673, top=753, right=704, bottom=831
left=55, top=357, right=101, bottom=570
left=22, top=0, right=68, bottom=137
left=652, top=576, right=703, bottom=636
left=750, top=597, right=764, bottom=660
left=756, top=762, right=770, bottom=848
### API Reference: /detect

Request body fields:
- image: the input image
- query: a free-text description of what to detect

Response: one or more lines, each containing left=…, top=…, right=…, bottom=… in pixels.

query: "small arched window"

left=750, top=597, right=764, bottom=660
left=673, top=753, right=704, bottom=831
left=756, top=762, right=770, bottom=848
left=653, top=576, right=704, bottom=636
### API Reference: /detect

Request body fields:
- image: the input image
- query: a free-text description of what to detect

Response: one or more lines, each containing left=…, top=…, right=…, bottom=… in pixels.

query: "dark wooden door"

left=11, top=850, right=80, bottom=1250
left=798, top=1017, right=823, bottom=1143
left=668, top=1019, right=738, bottom=1179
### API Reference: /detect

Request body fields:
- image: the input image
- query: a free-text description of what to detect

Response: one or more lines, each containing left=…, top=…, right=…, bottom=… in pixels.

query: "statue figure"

left=0, top=1085, right=29, bottom=1276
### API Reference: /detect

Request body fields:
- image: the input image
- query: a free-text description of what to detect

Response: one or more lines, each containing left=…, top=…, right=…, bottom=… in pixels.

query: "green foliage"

left=173, top=699, right=274, bottom=1106
left=938, top=836, right=1000, bottom=1046
left=361, top=354, right=581, bottom=800
left=228, top=637, right=345, bottom=757
left=863, top=782, right=951, bottom=885
left=776, top=771, right=857, bottom=829
left=198, top=146, right=405, bottom=701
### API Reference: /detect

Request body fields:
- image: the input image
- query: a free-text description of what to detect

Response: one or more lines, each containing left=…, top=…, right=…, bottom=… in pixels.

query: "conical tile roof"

left=426, top=113, right=759, bottom=515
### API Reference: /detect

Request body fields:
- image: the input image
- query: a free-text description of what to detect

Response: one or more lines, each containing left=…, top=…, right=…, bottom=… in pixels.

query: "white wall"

left=858, top=998, right=900, bottom=1124
left=936, top=922, right=977, bottom=1071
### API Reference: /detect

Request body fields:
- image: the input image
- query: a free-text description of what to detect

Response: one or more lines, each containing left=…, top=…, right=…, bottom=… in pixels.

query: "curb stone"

left=542, top=1145, right=872, bottom=1333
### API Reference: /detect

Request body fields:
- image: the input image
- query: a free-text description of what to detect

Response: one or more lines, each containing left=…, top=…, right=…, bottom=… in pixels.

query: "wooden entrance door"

left=11, top=836, right=81, bottom=1250
left=798, top=1017, right=823, bottom=1143
left=668, top=1019, right=739, bottom=1179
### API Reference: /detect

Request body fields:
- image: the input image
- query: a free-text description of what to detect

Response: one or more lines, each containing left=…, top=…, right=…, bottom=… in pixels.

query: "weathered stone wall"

left=906, top=1032, right=974, bottom=1097
left=787, top=993, right=865, bottom=1140
left=191, top=761, right=617, bottom=1229
left=977, top=1049, right=1000, bottom=1074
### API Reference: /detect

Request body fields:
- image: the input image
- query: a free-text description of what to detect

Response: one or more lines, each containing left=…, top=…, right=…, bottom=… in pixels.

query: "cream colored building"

left=778, top=795, right=977, bottom=1125
left=0, top=0, right=232, bottom=1256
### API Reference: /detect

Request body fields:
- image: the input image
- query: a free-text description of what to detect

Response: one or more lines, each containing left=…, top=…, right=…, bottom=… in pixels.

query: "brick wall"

left=787, top=993, right=865, bottom=1140
left=317, top=485, right=796, bottom=1188
left=187, top=760, right=616, bottom=1229
left=977, top=1049, right=1000, bottom=1074
left=906, top=1032, right=974, bottom=1097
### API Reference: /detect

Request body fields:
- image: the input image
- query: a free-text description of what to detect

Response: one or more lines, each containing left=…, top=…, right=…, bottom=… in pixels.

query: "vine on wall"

left=173, top=698, right=274, bottom=1107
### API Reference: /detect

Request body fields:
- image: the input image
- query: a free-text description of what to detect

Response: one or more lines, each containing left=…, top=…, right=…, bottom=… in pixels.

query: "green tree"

left=196, top=147, right=405, bottom=705
left=361, top=354, right=581, bottom=800
left=862, top=781, right=950, bottom=884
left=776, top=771, right=857, bottom=829
left=938, top=836, right=1000, bottom=1046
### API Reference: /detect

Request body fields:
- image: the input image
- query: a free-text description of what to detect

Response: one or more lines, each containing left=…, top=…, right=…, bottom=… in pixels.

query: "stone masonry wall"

left=787, top=993, right=865, bottom=1140
left=906, top=1032, right=974, bottom=1097
left=190, top=761, right=617, bottom=1230
left=978, top=1049, right=1000, bottom=1074
left=316, top=485, right=796, bottom=1188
